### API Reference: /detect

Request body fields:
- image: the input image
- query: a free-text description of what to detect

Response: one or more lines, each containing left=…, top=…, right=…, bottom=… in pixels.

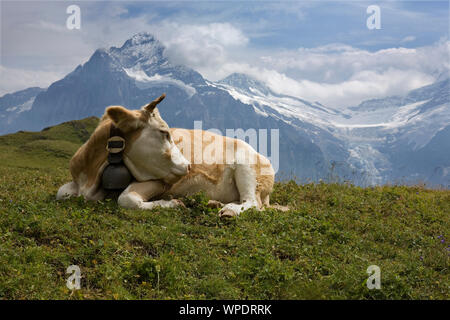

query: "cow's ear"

left=106, top=106, right=140, bottom=131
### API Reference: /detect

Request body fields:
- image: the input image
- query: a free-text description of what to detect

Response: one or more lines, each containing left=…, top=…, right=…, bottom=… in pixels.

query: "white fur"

left=124, top=126, right=189, bottom=182
left=56, top=181, right=79, bottom=200
left=118, top=185, right=183, bottom=210
left=218, top=164, right=259, bottom=217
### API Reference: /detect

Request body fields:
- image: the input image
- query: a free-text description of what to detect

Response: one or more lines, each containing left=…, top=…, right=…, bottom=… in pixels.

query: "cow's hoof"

left=173, top=199, right=187, bottom=209
left=219, top=209, right=237, bottom=218
left=207, top=200, right=224, bottom=209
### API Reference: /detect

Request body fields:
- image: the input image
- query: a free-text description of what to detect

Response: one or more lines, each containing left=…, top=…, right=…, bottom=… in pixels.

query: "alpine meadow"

left=0, top=118, right=448, bottom=299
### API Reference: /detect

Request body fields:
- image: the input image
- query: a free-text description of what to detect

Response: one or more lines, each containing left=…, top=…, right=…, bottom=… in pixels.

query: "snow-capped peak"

left=218, top=73, right=272, bottom=96
left=122, top=32, right=157, bottom=47
left=107, top=32, right=167, bottom=69
left=212, top=72, right=343, bottom=128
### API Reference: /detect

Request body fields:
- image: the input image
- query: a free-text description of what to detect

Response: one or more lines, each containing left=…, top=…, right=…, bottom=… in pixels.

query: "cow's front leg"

left=118, top=180, right=184, bottom=210
left=219, top=164, right=260, bottom=217
left=56, top=181, right=79, bottom=200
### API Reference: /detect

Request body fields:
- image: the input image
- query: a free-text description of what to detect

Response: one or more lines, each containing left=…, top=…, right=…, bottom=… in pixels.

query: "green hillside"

left=0, top=118, right=448, bottom=299
left=0, top=117, right=99, bottom=169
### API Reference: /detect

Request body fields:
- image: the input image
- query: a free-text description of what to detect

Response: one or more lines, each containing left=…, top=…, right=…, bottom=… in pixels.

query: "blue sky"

left=115, top=1, right=449, bottom=50
left=0, top=0, right=449, bottom=107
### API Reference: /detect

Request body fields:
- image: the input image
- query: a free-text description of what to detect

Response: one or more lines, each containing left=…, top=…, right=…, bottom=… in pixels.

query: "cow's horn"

left=144, top=94, right=166, bottom=113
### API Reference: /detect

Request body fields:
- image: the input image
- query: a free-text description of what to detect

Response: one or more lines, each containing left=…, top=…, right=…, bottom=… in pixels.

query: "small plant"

left=125, top=257, right=161, bottom=287
left=181, top=191, right=216, bottom=217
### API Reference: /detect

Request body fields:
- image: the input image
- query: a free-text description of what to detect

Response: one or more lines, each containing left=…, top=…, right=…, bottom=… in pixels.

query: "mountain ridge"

left=1, top=32, right=448, bottom=186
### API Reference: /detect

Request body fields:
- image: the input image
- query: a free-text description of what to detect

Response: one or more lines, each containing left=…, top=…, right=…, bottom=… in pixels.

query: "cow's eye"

left=160, top=130, right=170, bottom=140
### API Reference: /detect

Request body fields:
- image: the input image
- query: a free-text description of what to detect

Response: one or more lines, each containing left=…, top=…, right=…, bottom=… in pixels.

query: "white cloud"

left=154, top=22, right=249, bottom=73
left=201, top=40, right=449, bottom=108
left=256, top=41, right=450, bottom=85
left=270, top=69, right=435, bottom=108
left=0, top=66, right=64, bottom=96
left=400, top=35, right=416, bottom=43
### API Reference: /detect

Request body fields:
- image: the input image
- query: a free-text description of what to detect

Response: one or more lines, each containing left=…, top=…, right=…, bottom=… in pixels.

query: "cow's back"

left=168, top=128, right=274, bottom=204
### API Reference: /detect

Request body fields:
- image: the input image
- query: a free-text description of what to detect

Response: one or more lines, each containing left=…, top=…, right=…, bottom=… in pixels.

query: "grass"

left=0, top=118, right=448, bottom=300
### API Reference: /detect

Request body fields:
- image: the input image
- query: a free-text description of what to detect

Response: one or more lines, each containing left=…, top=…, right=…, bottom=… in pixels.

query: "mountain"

left=0, top=32, right=448, bottom=186
left=338, top=79, right=450, bottom=186
left=215, top=72, right=450, bottom=186
left=0, top=87, right=45, bottom=129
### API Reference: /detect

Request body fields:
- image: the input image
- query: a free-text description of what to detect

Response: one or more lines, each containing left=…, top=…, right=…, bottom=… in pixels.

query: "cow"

left=57, top=94, right=282, bottom=217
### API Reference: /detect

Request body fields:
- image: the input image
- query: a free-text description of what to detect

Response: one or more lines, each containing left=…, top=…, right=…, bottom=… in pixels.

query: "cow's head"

left=106, top=94, right=190, bottom=184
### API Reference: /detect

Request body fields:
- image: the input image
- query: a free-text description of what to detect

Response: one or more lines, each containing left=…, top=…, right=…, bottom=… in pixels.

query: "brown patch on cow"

left=174, top=135, right=183, bottom=145
left=70, top=118, right=111, bottom=189
left=169, top=163, right=225, bottom=188
left=70, top=107, right=145, bottom=193
left=163, top=148, right=172, bottom=160
left=169, top=128, right=227, bottom=185
left=252, top=153, right=274, bottom=208
left=191, top=163, right=225, bottom=184
left=106, top=106, right=144, bottom=133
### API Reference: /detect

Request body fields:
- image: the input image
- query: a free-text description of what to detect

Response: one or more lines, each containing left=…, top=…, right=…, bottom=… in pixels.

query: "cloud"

left=153, top=22, right=249, bottom=71
left=0, top=66, right=64, bottom=96
left=400, top=35, right=416, bottom=43
left=256, top=41, right=449, bottom=83
left=0, top=1, right=155, bottom=94
left=271, top=69, right=435, bottom=108
left=207, top=40, right=449, bottom=108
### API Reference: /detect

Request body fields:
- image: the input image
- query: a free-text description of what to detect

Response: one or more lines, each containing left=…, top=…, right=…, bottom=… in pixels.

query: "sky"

left=0, top=0, right=449, bottom=108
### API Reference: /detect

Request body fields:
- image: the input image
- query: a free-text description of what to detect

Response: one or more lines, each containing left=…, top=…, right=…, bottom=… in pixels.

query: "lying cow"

left=57, top=94, right=280, bottom=217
